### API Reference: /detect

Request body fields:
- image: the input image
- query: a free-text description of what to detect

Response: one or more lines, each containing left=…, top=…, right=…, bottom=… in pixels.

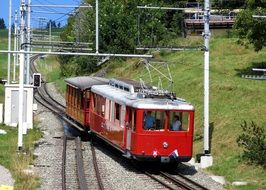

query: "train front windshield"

left=143, top=111, right=189, bottom=131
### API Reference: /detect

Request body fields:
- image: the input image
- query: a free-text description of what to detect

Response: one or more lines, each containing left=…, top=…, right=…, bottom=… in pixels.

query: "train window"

left=132, top=110, right=136, bottom=131
left=105, top=99, right=110, bottom=120
left=92, top=93, right=96, bottom=112
left=101, top=97, right=105, bottom=117
left=143, top=111, right=165, bottom=131
left=85, top=91, right=90, bottom=109
left=110, top=101, right=114, bottom=122
left=115, top=103, right=120, bottom=120
left=168, top=112, right=189, bottom=131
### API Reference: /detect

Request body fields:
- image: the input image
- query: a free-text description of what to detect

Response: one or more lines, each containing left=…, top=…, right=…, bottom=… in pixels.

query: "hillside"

left=102, top=34, right=266, bottom=189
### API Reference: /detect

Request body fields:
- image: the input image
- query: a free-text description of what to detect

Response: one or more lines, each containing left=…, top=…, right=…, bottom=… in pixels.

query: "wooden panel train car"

left=65, top=76, right=195, bottom=163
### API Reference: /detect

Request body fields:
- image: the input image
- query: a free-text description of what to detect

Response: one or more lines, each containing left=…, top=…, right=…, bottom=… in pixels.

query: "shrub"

left=236, top=121, right=266, bottom=168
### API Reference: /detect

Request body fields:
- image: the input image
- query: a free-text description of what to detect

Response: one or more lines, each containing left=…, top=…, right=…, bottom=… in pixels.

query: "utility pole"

left=201, top=0, right=213, bottom=168
left=26, top=0, right=31, bottom=84
left=13, top=10, right=18, bottom=82
left=18, top=0, right=26, bottom=149
left=18, top=50, right=25, bottom=149
left=49, top=21, right=51, bottom=52
left=7, top=0, right=12, bottom=84
left=96, top=0, right=99, bottom=53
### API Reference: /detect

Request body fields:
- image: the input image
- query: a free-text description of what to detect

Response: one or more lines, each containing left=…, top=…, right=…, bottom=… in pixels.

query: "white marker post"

left=201, top=0, right=213, bottom=168
left=18, top=51, right=25, bottom=149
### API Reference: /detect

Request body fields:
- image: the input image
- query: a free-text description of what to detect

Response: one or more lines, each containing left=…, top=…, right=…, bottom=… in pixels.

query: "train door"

left=125, top=107, right=133, bottom=150
left=84, top=91, right=90, bottom=125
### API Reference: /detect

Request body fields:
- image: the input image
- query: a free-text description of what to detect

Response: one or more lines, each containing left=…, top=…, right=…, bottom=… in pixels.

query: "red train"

left=65, top=76, right=195, bottom=163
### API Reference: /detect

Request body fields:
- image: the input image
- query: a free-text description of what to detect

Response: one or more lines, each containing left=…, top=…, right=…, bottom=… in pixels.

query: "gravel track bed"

left=82, top=142, right=99, bottom=189
left=65, top=140, right=79, bottom=190
left=176, top=164, right=224, bottom=190
left=92, top=144, right=160, bottom=190
left=33, top=84, right=64, bottom=190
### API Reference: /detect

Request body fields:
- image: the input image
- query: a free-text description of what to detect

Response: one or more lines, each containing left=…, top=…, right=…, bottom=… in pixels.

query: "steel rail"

left=43, top=82, right=66, bottom=109
left=160, top=172, right=210, bottom=190
left=91, top=144, right=105, bottom=190
left=144, top=171, right=177, bottom=190
left=62, top=135, right=67, bottom=190
left=75, top=137, right=88, bottom=190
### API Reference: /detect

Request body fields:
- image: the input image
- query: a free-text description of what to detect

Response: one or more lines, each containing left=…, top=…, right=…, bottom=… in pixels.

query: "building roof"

left=65, top=76, right=109, bottom=90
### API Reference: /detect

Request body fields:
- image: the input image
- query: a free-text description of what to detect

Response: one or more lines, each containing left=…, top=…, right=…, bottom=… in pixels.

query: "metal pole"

left=49, top=21, right=52, bottom=52
left=203, top=0, right=210, bottom=155
left=26, top=0, right=31, bottom=84
left=18, top=50, right=25, bottom=149
left=0, top=50, right=153, bottom=58
left=20, top=0, right=26, bottom=83
left=7, top=0, right=12, bottom=84
left=13, top=10, right=18, bottom=82
left=95, top=0, right=99, bottom=53
left=29, top=4, right=92, bottom=8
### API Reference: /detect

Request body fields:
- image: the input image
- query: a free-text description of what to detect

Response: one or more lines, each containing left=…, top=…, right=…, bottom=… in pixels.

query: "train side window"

left=143, top=111, right=165, bottom=130
left=101, top=97, right=105, bottom=117
left=86, top=91, right=90, bottom=109
left=110, top=101, right=115, bottom=122
left=105, top=99, right=110, bottom=120
left=92, top=93, right=96, bottom=112
left=132, top=110, right=136, bottom=131
left=115, top=103, right=120, bottom=121
left=168, top=112, right=189, bottom=131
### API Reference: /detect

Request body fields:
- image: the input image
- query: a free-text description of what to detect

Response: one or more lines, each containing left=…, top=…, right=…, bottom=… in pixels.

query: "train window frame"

left=143, top=110, right=165, bottom=131
left=105, top=99, right=110, bottom=120
left=168, top=111, right=189, bottom=132
left=110, top=101, right=115, bottom=122
left=132, top=110, right=136, bottom=132
left=85, top=91, right=90, bottom=110
left=115, top=103, right=120, bottom=121
left=92, top=93, right=97, bottom=112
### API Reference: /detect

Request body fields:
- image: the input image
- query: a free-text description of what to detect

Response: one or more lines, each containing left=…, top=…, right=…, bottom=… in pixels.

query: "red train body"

left=65, top=76, right=195, bottom=163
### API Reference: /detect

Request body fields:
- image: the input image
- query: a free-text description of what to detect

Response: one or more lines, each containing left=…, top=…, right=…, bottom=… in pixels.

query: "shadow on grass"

left=235, top=61, right=266, bottom=76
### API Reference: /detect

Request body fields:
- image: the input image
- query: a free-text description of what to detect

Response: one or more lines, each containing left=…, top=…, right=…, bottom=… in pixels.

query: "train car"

left=89, top=79, right=195, bottom=163
left=65, top=76, right=109, bottom=128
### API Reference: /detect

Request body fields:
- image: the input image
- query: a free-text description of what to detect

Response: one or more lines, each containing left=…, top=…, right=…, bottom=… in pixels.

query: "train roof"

left=65, top=76, right=109, bottom=90
left=91, top=85, right=194, bottom=111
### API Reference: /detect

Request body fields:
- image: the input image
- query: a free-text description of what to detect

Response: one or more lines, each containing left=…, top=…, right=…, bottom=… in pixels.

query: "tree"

left=0, top=18, right=6, bottom=29
left=59, top=0, right=185, bottom=76
left=237, top=121, right=266, bottom=168
left=234, top=1, right=266, bottom=51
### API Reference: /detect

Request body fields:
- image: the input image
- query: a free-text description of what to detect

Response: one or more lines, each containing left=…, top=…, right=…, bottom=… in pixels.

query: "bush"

left=236, top=121, right=266, bottom=168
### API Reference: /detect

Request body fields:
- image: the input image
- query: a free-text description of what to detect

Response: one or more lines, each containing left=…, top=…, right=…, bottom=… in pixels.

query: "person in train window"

left=144, top=111, right=155, bottom=129
left=172, top=115, right=182, bottom=131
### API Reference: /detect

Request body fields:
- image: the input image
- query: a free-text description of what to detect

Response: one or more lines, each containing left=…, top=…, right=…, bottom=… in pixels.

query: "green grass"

left=104, top=35, right=266, bottom=189
left=0, top=124, right=42, bottom=190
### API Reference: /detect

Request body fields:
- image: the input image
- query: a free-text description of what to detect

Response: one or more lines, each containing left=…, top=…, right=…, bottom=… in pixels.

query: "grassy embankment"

left=0, top=29, right=42, bottom=190
left=36, top=32, right=266, bottom=189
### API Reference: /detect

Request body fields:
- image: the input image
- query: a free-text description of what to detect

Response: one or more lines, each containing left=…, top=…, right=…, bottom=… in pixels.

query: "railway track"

left=62, top=136, right=88, bottom=190
left=143, top=170, right=210, bottom=190
left=30, top=55, right=106, bottom=190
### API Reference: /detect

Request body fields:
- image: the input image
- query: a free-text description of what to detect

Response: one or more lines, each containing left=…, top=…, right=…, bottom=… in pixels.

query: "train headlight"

left=163, top=142, right=168, bottom=149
